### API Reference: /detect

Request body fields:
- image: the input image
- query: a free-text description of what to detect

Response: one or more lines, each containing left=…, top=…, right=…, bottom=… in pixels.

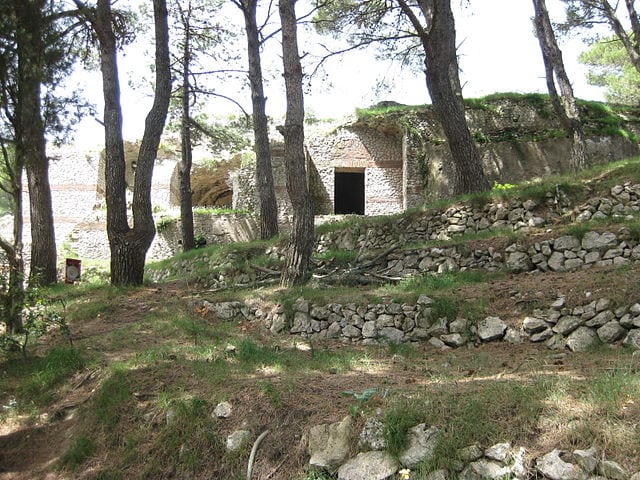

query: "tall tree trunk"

left=0, top=148, right=25, bottom=334
left=399, top=0, right=490, bottom=195
left=91, top=0, right=171, bottom=285
left=533, top=0, right=587, bottom=171
left=278, top=0, right=314, bottom=287
left=179, top=4, right=195, bottom=251
left=15, top=0, right=57, bottom=286
left=240, top=0, right=279, bottom=239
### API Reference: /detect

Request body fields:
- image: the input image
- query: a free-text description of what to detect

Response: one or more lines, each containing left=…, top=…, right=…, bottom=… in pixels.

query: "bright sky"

left=71, top=0, right=607, bottom=148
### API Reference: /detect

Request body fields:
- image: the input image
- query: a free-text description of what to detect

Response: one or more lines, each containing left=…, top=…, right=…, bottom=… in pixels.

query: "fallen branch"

left=247, top=430, right=269, bottom=480
left=250, top=264, right=281, bottom=276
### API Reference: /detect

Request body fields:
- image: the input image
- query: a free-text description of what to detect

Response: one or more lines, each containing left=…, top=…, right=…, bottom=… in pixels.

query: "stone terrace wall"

left=200, top=294, right=640, bottom=353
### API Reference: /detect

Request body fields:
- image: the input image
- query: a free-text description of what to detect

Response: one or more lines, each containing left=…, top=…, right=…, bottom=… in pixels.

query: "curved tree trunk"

left=533, top=0, right=587, bottom=171
left=279, top=0, right=314, bottom=287
left=15, top=0, right=57, bottom=286
left=400, top=0, right=490, bottom=195
left=241, top=0, right=279, bottom=239
left=91, top=0, right=171, bottom=285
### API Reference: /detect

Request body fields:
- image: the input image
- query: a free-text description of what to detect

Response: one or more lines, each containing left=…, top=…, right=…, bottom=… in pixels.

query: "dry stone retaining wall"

left=199, top=294, right=640, bottom=352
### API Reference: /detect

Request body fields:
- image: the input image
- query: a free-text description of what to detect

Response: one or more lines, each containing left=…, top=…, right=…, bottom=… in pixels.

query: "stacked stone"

left=197, top=295, right=640, bottom=353
left=308, top=415, right=639, bottom=480
left=574, top=183, right=640, bottom=223
left=507, top=229, right=640, bottom=273
left=523, top=298, right=640, bottom=352
left=317, top=184, right=637, bottom=254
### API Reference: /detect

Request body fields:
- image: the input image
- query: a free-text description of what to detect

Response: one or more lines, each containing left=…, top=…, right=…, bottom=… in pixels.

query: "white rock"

left=309, top=416, right=353, bottom=470
left=337, top=451, right=398, bottom=480
left=213, top=401, right=232, bottom=418
left=477, top=317, right=507, bottom=342
left=226, top=430, right=250, bottom=452
left=536, top=449, right=587, bottom=480
left=485, top=442, right=511, bottom=462
left=465, top=459, right=511, bottom=479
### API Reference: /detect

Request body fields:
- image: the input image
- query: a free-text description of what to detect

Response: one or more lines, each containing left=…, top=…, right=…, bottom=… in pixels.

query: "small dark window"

left=334, top=171, right=365, bottom=215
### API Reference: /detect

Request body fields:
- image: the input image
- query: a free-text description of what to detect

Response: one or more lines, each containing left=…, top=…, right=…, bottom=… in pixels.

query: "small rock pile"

left=381, top=228, right=640, bottom=278
left=306, top=415, right=640, bottom=480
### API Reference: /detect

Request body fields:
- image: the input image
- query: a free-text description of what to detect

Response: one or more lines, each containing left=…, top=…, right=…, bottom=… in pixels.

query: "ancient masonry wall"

left=306, top=125, right=404, bottom=216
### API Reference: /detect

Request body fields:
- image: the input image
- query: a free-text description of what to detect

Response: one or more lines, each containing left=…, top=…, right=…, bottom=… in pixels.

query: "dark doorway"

left=334, top=170, right=365, bottom=214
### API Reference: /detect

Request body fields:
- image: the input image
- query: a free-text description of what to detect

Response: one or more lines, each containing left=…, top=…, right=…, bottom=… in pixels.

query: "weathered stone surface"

left=309, top=416, right=353, bottom=470
left=463, top=460, right=511, bottom=479
left=585, top=310, right=615, bottom=328
left=380, top=327, right=404, bottom=343
left=598, top=460, right=627, bottom=480
left=458, top=445, right=484, bottom=462
left=362, top=321, right=377, bottom=338
left=531, top=328, right=554, bottom=342
left=213, top=401, right=232, bottom=418
left=399, top=424, right=440, bottom=467
left=477, top=317, right=507, bottom=342
left=506, top=251, right=533, bottom=273
left=566, top=327, right=599, bottom=352
left=417, top=295, right=434, bottom=305
left=536, top=449, right=587, bottom=480
left=596, top=321, right=627, bottom=343
left=554, top=236, right=581, bottom=251
left=337, top=451, right=398, bottom=480
left=553, top=316, right=583, bottom=335
left=441, top=333, right=467, bottom=347
left=573, top=446, right=598, bottom=473
left=359, top=417, right=386, bottom=451
left=582, top=231, right=618, bottom=250
left=210, top=302, right=236, bottom=320
left=485, top=442, right=511, bottom=462
left=226, top=429, right=250, bottom=452
left=425, top=469, right=448, bottom=480
left=623, top=329, right=640, bottom=349
left=548, top=251, right=566, bottom=271
left=524, top=317, right=549, bottom=334
left=291, top=312, right=311, bottom=333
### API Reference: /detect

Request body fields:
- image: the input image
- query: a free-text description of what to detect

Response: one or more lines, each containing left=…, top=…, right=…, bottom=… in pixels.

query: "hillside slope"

left=1, top=158, right=640, bottom=480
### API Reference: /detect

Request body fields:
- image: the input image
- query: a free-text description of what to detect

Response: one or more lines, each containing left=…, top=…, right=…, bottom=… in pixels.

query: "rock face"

left=337, top=451, right=398, bottom=480
left=308, top=416, right=353, bottom=471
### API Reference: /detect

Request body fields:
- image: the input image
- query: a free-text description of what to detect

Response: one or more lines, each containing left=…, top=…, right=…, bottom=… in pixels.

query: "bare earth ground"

left=1, top=262, right=639, bottom=479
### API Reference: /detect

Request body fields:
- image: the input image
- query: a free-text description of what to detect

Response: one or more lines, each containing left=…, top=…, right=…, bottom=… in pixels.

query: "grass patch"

left=139, top=396, right=230, bottom=478
left=17, top=347, right=85, bottom=404
left=383, top=397, right=430, bottom=457
left=93, top=370, right=132, bottom=429
left=56, top=435, right=96, bottom=471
